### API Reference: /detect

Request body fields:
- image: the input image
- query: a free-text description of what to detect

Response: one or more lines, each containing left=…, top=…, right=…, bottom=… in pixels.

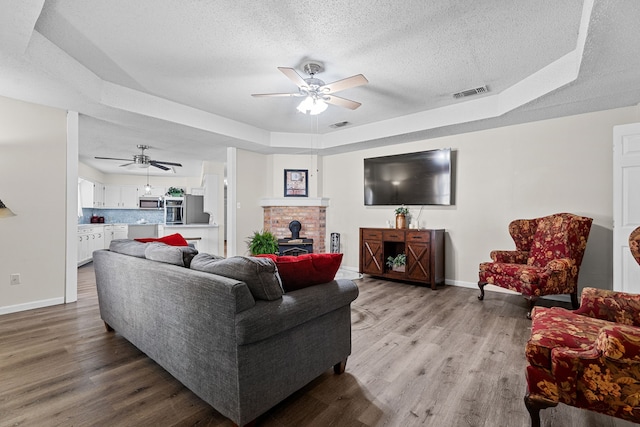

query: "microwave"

left=139, top=196, right=164, bottom=209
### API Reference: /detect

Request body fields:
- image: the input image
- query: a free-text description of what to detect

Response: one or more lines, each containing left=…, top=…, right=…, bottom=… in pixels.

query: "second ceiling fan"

left=252, top=62, right=368, bottom=114
left=95, top=145, right=182, bottom=171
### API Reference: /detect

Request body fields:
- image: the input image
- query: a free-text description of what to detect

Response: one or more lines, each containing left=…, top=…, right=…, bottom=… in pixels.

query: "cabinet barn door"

left=361, top=239, right=383, bottom=275
left=406, top=242, right=430, bottom=282
left=613, top=123, right=640, bottom=293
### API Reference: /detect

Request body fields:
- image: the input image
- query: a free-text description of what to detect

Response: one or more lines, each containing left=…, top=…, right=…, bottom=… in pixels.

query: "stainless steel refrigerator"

left=184, top=195, right=210, bottom=224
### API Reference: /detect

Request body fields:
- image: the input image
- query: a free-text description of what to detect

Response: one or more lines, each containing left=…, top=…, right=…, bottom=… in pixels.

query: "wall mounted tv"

left=364, top=148, right=453, bottom=206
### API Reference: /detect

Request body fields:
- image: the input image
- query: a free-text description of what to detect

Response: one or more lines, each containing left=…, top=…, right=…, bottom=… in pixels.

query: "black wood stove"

left=277, top=220, right=313, bottom=256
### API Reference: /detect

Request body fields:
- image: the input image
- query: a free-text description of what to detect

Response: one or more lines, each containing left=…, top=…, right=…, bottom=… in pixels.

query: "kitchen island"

left=160, top=224, right=220, bottom=255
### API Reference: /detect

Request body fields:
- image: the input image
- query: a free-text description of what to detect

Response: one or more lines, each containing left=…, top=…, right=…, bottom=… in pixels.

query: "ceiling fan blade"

left=95, top=156, right=131, bottom=161
left=324, top=95, right=362, bottom=110
left=119, top=162, right=134, bottom=167
left=321, top=74, right=368, bottom=94
left=251, top=92, right=303, bottom=98
left=152, top=160, right=182, bottom=167
left=278, top=67, right=308, bottom=89
left=150, top=163, right=170, bottom=171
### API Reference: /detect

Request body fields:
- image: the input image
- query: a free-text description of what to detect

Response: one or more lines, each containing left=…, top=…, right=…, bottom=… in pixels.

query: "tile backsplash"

left=80, top=208, right=164, bottom=224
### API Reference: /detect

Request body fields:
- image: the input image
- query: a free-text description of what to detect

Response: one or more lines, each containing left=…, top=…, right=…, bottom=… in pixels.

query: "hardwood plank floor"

left=0, top=265, right=637, bottom=427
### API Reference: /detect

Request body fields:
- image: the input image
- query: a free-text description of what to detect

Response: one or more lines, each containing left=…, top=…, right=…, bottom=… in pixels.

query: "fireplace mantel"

left=260, top=197, right=329, bottom=207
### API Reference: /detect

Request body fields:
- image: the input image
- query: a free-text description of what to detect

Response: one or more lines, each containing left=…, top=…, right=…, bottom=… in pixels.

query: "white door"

left=613, top=123, right=640, bottom=292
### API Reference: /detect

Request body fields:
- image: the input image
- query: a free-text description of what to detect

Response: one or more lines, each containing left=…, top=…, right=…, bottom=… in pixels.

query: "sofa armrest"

left=490, top=250, right=529, bottom=264
left=235, top=279, right=359, bottom=345
left=574, top=287, right=640, bottom=326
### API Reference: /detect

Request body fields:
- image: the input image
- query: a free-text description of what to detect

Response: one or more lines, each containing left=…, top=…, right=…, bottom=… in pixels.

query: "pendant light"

left=144, top=167, right=152, bottom=195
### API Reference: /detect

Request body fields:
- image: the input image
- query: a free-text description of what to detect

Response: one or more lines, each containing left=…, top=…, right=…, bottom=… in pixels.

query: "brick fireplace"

left=260, top=198, right=329, bottom=254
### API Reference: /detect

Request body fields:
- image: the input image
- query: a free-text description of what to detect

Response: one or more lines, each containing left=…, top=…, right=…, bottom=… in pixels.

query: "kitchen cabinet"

left=79, top=179, right=105, bottom=208
left=103, top=185, right=139, bottom=209
left=78, top=225, right=105, bottom=266
left=104, top=224, right=128, bottom=248
left=93, top=183, right=105, bottom=207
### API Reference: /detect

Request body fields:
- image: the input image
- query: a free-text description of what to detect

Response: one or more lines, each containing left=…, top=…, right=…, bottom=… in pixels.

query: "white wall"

left=269, top=154, right=320, bottom=197
left=201, top=160, right=226, bottom=255
left=0, top=96, right=68, bottom=313
left=323, top=106, right=640, bottom=291
left=233, top=149, right=270, bottom=256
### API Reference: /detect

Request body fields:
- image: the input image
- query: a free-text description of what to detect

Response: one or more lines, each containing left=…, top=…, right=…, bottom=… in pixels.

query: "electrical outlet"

left=10, top=273, right=20, bottom=285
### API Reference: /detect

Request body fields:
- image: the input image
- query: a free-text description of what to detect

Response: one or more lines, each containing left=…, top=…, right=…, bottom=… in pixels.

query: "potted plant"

left=386, top=253, right=406, bottom=272
left=394, top=205, right=409, bottom=229
left=247, top=230, right=279, bottom=255
left=167, top=187, right=184, bottom=197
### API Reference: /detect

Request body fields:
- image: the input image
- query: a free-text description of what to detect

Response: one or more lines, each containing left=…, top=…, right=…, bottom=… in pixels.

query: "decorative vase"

left=395, top=214, right=406, bottom=229
left=392, top=265, right=405, bottom=273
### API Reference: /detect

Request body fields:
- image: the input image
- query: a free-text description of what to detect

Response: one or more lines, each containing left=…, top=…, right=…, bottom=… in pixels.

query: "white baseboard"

left=0, top=297, right=65, bottom=315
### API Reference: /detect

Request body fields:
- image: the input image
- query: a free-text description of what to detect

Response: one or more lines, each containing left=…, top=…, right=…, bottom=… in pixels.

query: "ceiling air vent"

left=453, top=85, right=489, bottom=99
left=330, top=121, right=350, bottom=128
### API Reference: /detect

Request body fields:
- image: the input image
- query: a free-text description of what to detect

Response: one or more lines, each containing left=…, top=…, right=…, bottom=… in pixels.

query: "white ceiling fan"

left=95, top=144, right=182, bottom=171
left=252, top=62, right=368, bottom=115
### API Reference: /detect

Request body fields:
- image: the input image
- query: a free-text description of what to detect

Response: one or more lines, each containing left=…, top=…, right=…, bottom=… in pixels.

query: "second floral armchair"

left=478, top=213, right=593, bottom=318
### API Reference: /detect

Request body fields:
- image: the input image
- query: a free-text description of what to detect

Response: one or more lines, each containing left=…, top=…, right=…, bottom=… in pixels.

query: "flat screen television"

left=364, top=148, right=453, bottom=206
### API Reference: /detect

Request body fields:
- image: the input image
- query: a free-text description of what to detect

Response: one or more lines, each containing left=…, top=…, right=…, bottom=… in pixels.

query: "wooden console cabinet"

left=359, top=228, right=445, bottom=289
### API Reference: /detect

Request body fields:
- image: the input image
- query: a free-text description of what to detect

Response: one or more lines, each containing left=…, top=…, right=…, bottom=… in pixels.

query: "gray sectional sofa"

left=93, top=240, right=359, bottom=426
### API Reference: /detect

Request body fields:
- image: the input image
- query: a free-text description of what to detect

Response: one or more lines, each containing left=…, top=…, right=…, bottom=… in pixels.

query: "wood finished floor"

left=1, top=265, right=637, bottom=427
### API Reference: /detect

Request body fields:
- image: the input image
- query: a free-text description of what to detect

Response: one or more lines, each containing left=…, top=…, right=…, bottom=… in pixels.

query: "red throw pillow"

left=135, top=233, right=189, bottom=247
left=256, top=253, right=343, bottom=292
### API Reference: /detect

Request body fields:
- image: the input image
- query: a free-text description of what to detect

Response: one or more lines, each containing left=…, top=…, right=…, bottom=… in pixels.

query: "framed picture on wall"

left=284, top=169, right=308, bottom=197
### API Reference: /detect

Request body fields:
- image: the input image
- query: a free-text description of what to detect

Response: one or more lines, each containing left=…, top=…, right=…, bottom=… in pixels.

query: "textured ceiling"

left=1, top=0, right=639, bottom=177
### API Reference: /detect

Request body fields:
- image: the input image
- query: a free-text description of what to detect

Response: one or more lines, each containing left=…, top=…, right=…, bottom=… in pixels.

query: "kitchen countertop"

left=79, top=223, right=218, bottom=228
left=163, top=224, right=218, bottom=228
left=78, top=223, right=131, bottom=227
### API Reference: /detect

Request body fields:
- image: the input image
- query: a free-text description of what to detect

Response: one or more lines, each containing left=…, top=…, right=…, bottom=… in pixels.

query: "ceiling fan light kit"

left=252, top=61, right=368, bottom=115
left=296, top=96, right=328, bottom=115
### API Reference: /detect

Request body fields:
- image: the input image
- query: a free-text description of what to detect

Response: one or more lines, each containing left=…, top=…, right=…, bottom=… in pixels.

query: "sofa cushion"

left=109, top=239, right=148, bottom=258
left=190, top=253, right=283, bottom=301
left=256, top=253, right=343, bottom=292
left=144, top=242, right=198, bottom=267
left=135, top=233, right=189, bottom=246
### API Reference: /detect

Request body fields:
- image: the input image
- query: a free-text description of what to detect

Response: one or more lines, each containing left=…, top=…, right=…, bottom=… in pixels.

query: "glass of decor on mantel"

left=394, top=206, right=409, bottom=229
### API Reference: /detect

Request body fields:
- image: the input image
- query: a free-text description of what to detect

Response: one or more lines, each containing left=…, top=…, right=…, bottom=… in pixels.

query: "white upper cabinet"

left=79, top=178, right=105, bottom=208
left=104, top=185, right=140, bottom=209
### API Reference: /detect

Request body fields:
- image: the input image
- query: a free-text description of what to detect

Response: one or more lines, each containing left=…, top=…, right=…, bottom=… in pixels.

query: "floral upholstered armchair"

left=478, top=213, right=593, bottom=318
left=523, top=226, right=640, bottom=426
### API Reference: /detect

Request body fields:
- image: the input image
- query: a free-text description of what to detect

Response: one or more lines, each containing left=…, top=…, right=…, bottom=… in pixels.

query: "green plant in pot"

left=386, top=253, right=406, bottom=272
left=247, top=230, right=279, bottom=255
left=167, top=187, right=184, bottom=197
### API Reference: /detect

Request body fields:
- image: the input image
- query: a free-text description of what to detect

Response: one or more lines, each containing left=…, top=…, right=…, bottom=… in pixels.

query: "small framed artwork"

left=284, top=169, right=308, bottom=197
